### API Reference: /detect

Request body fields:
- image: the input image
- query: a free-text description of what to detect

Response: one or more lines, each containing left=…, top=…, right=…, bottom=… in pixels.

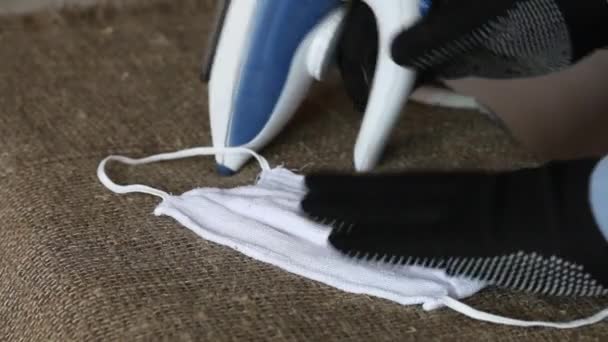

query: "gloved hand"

left=301, top=158, right=608, bottom=296
left=336, top=0, right=608, bottom=112
left=391, top=0, right=608, bottom=79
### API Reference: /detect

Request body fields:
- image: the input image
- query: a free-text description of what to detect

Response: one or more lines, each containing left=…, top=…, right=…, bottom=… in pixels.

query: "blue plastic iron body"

left=205, top=0, right=431, bottom=175
left=229, top=0, right=342, bottom=147
left=206, top=0, right=343, bottom=175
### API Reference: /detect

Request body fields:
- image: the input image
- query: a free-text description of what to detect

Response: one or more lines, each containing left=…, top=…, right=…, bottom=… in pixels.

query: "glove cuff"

left=590, top=156, right=608, bottom=242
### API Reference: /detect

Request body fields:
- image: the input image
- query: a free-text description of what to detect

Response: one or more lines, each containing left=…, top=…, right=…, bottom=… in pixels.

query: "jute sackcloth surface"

left=0, top=1, right=606, bottom=340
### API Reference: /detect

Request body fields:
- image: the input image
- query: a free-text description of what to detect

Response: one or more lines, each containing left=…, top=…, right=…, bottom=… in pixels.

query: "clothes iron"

left=202, top=0, right=429, bottom=175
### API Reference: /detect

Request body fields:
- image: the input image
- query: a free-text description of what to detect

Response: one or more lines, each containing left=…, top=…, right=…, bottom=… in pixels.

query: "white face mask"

left=97, top=146, right=608, bottom=329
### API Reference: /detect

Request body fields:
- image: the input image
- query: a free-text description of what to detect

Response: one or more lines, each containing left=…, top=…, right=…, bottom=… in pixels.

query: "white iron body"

left=204, top=0, right=425, bottom=174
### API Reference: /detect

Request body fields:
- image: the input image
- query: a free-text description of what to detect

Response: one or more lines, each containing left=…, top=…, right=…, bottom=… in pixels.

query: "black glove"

left=392, top=0, right=608, bottom=78
left=300, top=158, right=608, bottom=297
left=336, top=0, right=608, bottom=111
left=391, top=0, right=608, bottom=79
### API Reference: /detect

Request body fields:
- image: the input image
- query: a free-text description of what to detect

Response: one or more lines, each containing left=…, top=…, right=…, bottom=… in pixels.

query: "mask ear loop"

left=97, top=146, right=271, bottom=199
left=438, top=296, right=608, bottom=329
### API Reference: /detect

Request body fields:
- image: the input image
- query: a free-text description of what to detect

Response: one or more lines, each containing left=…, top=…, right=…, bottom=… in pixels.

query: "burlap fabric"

left=0, top=1, right=606, bottom=340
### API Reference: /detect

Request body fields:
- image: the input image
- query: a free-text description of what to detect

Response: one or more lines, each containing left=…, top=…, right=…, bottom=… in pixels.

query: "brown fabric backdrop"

left=0, top=1, right=606, bottom=340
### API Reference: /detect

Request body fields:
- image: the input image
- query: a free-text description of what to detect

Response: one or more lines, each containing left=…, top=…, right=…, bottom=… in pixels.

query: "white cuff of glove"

left=590, top=155, right=608, bottom=242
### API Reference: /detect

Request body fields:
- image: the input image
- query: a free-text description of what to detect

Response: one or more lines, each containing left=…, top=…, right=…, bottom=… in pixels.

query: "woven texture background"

left=0, top=0, right=606, bottom=340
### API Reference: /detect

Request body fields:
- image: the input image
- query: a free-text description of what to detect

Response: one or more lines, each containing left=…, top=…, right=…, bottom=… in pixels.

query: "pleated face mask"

left=97, top=147, right=608, bottom=329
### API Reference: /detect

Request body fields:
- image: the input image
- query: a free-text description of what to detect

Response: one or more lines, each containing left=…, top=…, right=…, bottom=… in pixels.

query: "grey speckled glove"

left=391, top=0, right=608, bottom=79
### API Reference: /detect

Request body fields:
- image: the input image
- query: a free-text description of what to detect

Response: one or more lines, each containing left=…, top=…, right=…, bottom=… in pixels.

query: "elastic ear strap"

left=439, top=296, right=608, bottom=329
left=97, top=155, right=171, bottom=199
left=97, top=146, right=272, bottom=199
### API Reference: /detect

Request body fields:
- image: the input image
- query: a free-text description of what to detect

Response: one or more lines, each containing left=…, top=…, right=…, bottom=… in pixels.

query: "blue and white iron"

left=203, top=0, right=429, bottom=174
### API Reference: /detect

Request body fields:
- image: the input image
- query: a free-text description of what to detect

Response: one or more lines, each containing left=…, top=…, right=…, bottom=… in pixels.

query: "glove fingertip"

left=390, top=29, right=422, bottom=68
left=391, top=22, right=443, bottom=72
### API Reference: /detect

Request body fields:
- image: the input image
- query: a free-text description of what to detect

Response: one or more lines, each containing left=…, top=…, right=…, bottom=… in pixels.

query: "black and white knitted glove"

left=391, top=0, right=608, bottom=79
left=300, top=158, right=608, bottom=297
